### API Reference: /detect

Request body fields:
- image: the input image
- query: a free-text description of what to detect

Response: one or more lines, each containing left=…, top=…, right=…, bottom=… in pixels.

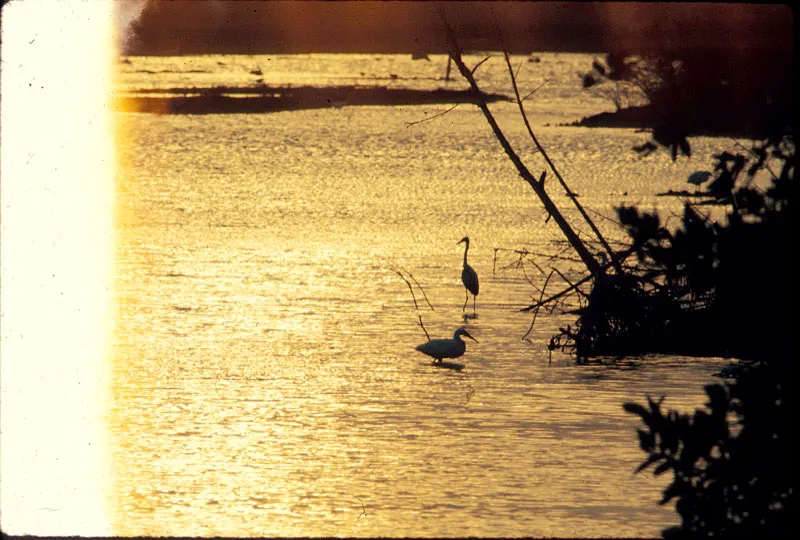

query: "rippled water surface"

left=113, top=53, right=733, bottom=537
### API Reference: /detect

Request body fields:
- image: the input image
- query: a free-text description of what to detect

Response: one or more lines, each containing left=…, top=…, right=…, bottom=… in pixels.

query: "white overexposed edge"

left=1, top=0, right=115, bottom=534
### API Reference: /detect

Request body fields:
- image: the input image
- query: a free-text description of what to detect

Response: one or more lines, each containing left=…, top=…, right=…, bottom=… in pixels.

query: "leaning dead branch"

left=436, top=8, right=791, bottom=362
left=437, top=7, right=604, bottom=279
left=489, top=9, right=625, bottom=276
left=436, top=7, right=766, bottom=361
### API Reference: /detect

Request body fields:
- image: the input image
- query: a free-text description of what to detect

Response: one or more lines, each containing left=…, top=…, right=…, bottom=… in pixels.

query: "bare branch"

left=406, top=103, right=461, bottom=128
left=493, top=247, right=545, bottom=274
left=496, top=245, right=580, bottom=267
left=521, top=77, right=553, bottom=103
left=417, top=315, right=430, bottom=341
left=437, top=7, right=603, bottom=278
left=356, top=497, right=367, bottom=520
left=407, top=271, right=435, bottom=311
left=523, top=269, right=556, bottom=341
left=391, top=265, right=432, bottom=339
left=553, top=267, right=588, bottom=300
left=520, top=272, right=594, bottom=312
left=489, top=7, right=624, bottom=277
left=471, top=55, right=494, bottom=75
left=586, top=206, right=624, bottom=228
left=514, top=58, right=524, bottom=82
left=393, top=268, right=420, bottom=311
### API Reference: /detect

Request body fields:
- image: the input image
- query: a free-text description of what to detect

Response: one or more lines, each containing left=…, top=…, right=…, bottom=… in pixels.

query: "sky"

left=119, top=1, right=793, bottom=55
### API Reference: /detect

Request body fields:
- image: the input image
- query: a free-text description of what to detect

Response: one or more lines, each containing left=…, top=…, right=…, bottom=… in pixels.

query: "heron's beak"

left=465, top=332, right=478, bottom=343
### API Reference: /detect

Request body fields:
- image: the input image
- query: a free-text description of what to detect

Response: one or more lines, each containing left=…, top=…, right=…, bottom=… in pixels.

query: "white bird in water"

left=457, top=236, right=479, bottom=316
left=415, top=327, right=478, bottom=364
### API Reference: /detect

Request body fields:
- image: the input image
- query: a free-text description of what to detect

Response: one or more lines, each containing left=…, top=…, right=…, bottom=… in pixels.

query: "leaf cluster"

left=624, top=361, right=793, bottom=538
left=557, top=133, right=793, bottom=361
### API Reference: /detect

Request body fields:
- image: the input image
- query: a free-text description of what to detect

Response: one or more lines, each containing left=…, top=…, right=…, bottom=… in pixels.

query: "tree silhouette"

left=624, top=360, right=793, bottom=538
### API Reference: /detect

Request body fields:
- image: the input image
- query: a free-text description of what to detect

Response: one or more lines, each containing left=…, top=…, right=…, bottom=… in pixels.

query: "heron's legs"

left=462, top=289, right=468, bottom=312
left=472, top=295, right=476, bottom=316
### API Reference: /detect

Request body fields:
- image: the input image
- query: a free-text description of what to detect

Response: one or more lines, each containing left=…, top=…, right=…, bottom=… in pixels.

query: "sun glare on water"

left=0, top=1, right=115, bottom=535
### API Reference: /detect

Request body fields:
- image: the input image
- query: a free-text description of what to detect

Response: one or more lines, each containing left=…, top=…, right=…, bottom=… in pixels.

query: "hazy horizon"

left=119, top=1, right=793, bottom=56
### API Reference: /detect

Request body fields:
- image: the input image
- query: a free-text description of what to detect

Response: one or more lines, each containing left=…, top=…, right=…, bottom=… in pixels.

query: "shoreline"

left=114, top=84, right=511, bottom=114
left=565, top=105, right=779, bottom=139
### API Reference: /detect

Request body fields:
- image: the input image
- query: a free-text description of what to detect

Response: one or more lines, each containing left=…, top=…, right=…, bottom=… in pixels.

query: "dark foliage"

left=561, top=134, right=793, bottom=362
left=586, top=49, right=794, bottom=538
left=584, top=47, right=793, bottom=158
left=570, top=38, right=794, bottom=540
left=624, top=361, right=793, bottom=538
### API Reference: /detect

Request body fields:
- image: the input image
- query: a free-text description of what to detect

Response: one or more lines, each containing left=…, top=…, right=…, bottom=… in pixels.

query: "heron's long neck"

left=462, top=241, right=470, bottom=266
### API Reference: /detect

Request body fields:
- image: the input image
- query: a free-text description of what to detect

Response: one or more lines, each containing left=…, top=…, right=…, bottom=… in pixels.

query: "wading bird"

left=687, top=171, right=712, bottom=192
left=457, top=236, right=479, bottom=315
left=415, top=327, right=478, bottom=364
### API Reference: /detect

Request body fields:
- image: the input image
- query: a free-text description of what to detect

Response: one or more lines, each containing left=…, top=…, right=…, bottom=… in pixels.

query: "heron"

left=415, top=326, right=478, bottom=363
left=687, top=171, right=712, bottom=192
left=457, top=236, right=479, bottom=315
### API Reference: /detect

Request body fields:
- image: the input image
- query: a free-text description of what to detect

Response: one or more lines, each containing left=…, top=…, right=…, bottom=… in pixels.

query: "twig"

left=471, top=55, right=494, bottom=75
left=406, top=103, right=461, bottom=128
left=495, top=246, right=579, bottom=267
left=514, top=58, right=524, bottom=82
left=417, top=315, right=431, bottom=341
left=553, top=267, right=588, bottom=300
left=522, top=269, right=556, bottom=341
left=393, top=269, right=421, bottom=311
left=521, top=77, right=553, bottom=103
left=465, top=384, right=476, bottom=405
left=391, top=266, right=432, bottom=340
left=493, top=247, right=546, bottom=275
left=356, top=497, right=367, bottom=520
left=389, top=264, right=434, bottom=311
left=519, top=260, right=540, bottom=287
left=407, top=271, right=435, bottom=311
left=585, top=206, right=624, bottom=228
left=520, top=272, right=594, bottom=313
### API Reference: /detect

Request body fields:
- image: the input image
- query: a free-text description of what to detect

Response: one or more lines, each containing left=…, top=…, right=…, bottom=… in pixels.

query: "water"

left=113, top=53, right=733, bottom=537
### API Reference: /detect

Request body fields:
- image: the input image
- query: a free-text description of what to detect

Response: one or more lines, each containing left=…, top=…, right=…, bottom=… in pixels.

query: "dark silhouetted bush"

left=562, top=134, right=793, bottom=362
left=624, top=360, right=793, bottom=538
left=583, top=47, right=793, bottom=158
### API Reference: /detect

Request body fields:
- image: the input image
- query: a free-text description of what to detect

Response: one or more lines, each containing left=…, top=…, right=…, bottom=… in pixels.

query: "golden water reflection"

left=112, top=55, right=732, bottom=537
